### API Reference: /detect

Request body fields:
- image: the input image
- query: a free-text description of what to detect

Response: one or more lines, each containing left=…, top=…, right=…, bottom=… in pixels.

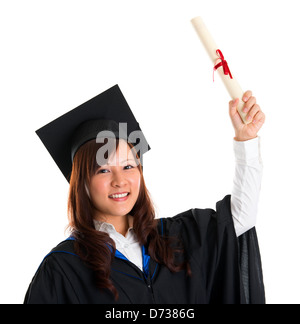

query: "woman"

left=24, top=85, right=265, bottom=304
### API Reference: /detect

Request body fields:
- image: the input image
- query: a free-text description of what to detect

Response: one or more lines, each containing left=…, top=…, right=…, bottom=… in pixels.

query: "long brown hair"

left=68, top=139, right=189, bottom=299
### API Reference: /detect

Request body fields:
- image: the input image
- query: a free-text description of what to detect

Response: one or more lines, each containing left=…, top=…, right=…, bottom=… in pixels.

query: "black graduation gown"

left=24, top=195, right=265, bottom=304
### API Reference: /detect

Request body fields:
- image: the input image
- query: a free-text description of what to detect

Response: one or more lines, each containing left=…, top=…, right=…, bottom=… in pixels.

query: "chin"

left=109, top=206, right=134, bottom=217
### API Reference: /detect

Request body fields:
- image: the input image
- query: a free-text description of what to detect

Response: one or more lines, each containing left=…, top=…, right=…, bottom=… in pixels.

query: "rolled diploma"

left=191, top=16, right=250, bottom=124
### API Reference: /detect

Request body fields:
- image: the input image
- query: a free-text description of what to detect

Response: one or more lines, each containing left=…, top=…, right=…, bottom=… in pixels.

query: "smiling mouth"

left=108, top=192, right=130, bottom=199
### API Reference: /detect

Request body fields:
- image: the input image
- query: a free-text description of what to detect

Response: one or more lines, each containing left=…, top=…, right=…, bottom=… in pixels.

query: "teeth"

left=110, top=193, right=129, bottom=199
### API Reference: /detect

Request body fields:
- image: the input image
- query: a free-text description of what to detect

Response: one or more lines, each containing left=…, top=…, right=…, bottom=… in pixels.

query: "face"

left=89, top=140, right=141, bottom=223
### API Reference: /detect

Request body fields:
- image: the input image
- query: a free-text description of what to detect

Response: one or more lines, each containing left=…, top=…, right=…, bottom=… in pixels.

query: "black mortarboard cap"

left=36, top=85, right=150, bottom=182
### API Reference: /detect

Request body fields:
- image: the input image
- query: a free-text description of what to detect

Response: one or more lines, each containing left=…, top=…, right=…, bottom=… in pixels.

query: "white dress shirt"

left=94, top=137, right=263, bottom=270
left=94, top=216, right=144, bottom=271
left=231, top=137, right=263, bottom=236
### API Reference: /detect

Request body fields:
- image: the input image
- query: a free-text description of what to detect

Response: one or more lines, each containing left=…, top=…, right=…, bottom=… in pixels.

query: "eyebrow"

left=99, top=159, right=136, bottom=167
left=120, top=159, right=136, bottom=164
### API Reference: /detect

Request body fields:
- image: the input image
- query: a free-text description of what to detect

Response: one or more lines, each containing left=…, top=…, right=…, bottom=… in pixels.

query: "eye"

left=124, top=165, right=134, bottom=170
left=96, top=168, right=110, bottom=174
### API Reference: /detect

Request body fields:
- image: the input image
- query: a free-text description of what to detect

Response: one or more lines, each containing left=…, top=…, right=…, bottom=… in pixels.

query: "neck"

left=111, top=215, right=130, bottom=236
left=95, top=214, right=130, bottom=237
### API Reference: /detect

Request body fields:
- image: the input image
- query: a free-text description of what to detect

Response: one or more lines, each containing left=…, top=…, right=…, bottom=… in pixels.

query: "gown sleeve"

left=208, top=195, right=265, bottom=304
left=24, top=252, right=80, bottom=304
left=166, top=195, right=265, bottom=304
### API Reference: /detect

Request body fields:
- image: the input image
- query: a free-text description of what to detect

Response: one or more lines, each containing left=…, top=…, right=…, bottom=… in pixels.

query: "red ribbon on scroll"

left=213, top=49, right=233, bottom=82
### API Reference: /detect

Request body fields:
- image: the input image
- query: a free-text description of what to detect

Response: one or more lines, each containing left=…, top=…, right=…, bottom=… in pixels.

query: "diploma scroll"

left=191, top=16, right=250, bottom=124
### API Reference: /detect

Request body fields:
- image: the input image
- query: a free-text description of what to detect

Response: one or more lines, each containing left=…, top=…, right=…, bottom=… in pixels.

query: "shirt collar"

left=93, top=215, right=134, bottom=235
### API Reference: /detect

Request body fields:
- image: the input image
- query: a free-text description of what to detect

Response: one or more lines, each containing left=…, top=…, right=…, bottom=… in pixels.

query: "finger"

left=253, top=111, right=265, bottom=128
left=246, top=104, right=260, bottom=122
left=243, top=96, right=256, bottom=113
left=243, top=90, right=253, bottom=102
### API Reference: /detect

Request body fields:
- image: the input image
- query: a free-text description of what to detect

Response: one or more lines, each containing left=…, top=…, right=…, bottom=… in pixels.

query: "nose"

left=111, top=169, right=127, bottom=188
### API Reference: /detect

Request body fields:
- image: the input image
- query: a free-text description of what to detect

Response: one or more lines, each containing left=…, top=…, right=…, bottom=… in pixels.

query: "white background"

left=1, top=0, right=299, bottom=304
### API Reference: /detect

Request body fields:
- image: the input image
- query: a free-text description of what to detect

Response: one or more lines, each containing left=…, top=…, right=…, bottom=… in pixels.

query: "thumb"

left=229, top=98, right=243, bottom=128
left=229, top=98, right=239, bottom=117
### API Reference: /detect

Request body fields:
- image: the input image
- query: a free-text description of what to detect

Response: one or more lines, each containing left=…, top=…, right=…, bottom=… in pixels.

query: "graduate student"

left=24, top=85, right=266, bottom=304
